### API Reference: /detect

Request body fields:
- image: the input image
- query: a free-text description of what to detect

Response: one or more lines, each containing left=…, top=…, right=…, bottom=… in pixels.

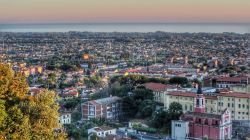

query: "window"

left=239, top=112, right=241, bottom=114
left=242, top=112, right=245, bottom=115
left=228, top=103, right=230, bottom=107
left=228, top=98, right=230, bottom=101
left=239, top=99, right=241, bottom=102
left=239, top=104, right=241, bottom=108
left=243, top=104, right=245, bottom=108
left=232, top=103, right=234, bottom=107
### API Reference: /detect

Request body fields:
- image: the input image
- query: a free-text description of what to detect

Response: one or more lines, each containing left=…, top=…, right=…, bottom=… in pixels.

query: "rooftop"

left=95, top=96, right=121, bottom=105
left=93, top=125, right=115, bottom=132
left=183, top=112, right=222, bottom=120
left=144, top=82, right=174, bottom=92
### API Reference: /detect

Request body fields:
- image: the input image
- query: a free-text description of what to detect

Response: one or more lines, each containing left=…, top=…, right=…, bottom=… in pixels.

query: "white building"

left=171, top=120, right=189, bottom=140
left=88, top=126, right=116, bottom=139
left=59, top=113, right=71, bottom=125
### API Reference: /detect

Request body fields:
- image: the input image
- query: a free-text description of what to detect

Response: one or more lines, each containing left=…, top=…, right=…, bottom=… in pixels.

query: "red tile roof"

left=168, top=91, right=218, bottom=99
left=168, top=91, right=196, bottom=97
left=168, top=90, right=250, bottom=99
left=219, top=92, right=250, bottom=98
left=144, top=82, right=173, bottom=91
left=216, top=76, right=247, bottom=82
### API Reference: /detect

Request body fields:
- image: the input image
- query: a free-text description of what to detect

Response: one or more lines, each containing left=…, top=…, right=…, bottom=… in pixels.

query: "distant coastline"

left=0, top=23, right=250, bottom=33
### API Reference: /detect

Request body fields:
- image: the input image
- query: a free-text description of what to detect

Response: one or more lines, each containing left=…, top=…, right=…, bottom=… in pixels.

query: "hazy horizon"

left=1, top=0, right=250, bottom=24
left=1, top=23, right=250, bottom=33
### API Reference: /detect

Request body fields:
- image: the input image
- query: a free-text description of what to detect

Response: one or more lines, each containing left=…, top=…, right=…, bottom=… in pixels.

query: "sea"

left=0, top=23, right=250, bottom=33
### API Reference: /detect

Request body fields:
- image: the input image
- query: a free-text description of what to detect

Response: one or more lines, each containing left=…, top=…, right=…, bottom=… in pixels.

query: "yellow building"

left=163, top=90, right=250, bottom=121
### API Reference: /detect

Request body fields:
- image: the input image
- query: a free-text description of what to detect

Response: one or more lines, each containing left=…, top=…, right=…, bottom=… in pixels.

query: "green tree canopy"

left=169, top=76, right=188, bottom=86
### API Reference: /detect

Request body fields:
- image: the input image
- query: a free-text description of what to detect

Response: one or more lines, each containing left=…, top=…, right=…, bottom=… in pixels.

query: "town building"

left=88, top=125, right=116, bottom=139
left=164, top=89, right=250, bottom=121
left=81, top=96, right=121, bottom=120
left=172, top=86, right=232, bottom=140
left=144, top=82, right=176, bottom=103
left=59, top=113, right=71, bottom=125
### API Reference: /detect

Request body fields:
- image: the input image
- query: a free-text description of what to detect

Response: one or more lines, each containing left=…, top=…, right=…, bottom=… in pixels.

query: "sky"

left=0, top=0, right=250, bottom=24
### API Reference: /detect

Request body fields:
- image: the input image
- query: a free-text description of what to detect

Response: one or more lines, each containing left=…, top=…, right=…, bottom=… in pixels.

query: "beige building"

left=144, top=82, right=176, bottom=103
left=163, top=90, right=250, bottom=121
left=231, top=85, right=250, bottom=93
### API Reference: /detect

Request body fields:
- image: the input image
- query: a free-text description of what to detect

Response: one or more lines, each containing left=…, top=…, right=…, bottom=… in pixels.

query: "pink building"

left=172, top=86, right=232, bottom=140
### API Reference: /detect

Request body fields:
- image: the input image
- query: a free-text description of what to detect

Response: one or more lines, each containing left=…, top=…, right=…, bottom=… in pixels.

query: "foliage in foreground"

left=0, top=64, right=66, bottom=140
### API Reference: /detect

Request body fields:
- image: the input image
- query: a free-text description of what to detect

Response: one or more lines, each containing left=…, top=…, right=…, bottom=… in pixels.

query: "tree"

left=168, top=102, right=183, bottom=114
left=0, top=64, right=66, bottom=139
left=138, top=100, right=156, bottom=118
left=165, top=102, right=183, bottom=134
left=150, top=110, right=167, bottom=129
left=133, top=88, right=154, bottom=101
left=0, top=100, right=6, bottom=130
left=90, top=133, right=99, bottom=140
left=169, top=76, right=188, bottom=86
left=122, top=96, right=138, bottom=119
left=71, top=112, right=82, bottom=123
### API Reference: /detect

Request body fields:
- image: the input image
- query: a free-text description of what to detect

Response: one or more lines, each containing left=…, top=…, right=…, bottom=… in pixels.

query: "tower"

left=194, top=84, right=205, bottom=113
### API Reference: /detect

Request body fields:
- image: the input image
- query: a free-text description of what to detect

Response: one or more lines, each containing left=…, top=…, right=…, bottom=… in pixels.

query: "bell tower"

left=194, top=84, right=205, bottom=113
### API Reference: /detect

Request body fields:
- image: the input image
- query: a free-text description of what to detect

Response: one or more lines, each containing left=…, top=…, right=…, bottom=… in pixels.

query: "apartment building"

left=81, top=96, right=121, bottom=120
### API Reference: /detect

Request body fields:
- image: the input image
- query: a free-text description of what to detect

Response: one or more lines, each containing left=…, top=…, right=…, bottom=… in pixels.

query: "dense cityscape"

left=0, top=31, right=250, bottom=139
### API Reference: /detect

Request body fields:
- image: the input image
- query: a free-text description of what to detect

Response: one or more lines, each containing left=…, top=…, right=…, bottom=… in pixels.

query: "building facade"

left=81, top=96, right=121, bottom=120
left=59, top=113, right=71, bottom=125
left=164, top=90, right=250, bottom=121
left=172, top=86, right=232, bottom=140
left=88, top=125, right=116, bottom=139
left=144, top=82, right=176, bottom=103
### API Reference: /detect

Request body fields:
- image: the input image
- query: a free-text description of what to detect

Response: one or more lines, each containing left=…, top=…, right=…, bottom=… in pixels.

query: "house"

left=62, top=87, right=79, bottom=100
left=59, top=113, right=71, bottom=125
left=82, top=96, right=121, bottom=120
left=172, top=86, right=232, bottom=140
left=88, top=125, right=116, bottom=139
